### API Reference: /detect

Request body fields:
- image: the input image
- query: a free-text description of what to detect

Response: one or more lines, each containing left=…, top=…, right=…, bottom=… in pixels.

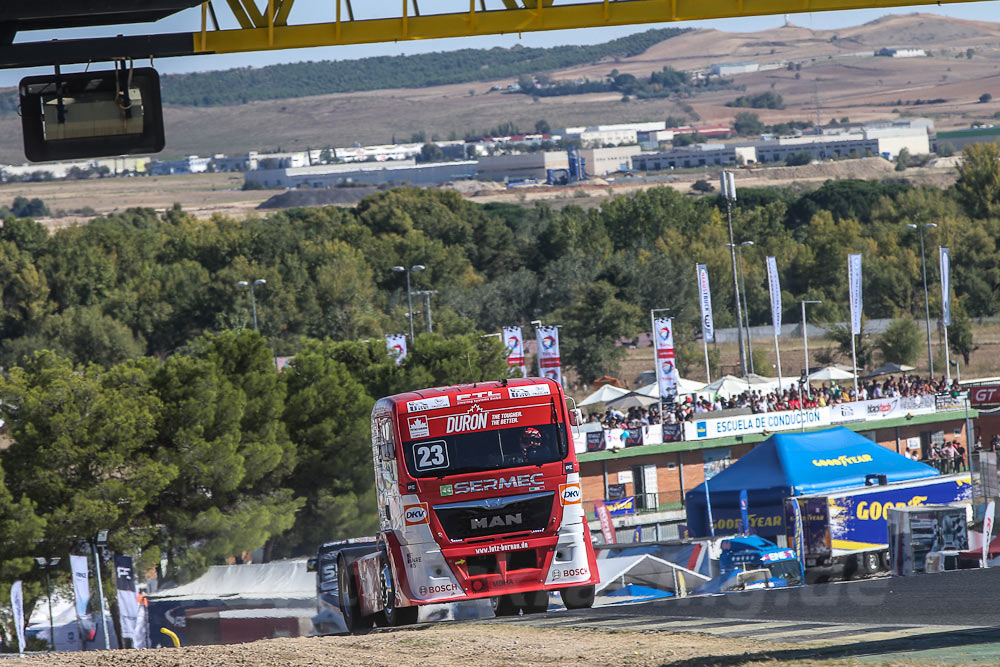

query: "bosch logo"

left=404, top=503, right=429, bottom=526
left=418, top=583, right=460, bottom=596
left=562, top=568, right=588, bottom=578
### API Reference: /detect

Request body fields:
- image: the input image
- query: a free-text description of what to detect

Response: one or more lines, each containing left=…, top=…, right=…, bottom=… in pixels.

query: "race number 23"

left=414, top=441, right=449, bottom=471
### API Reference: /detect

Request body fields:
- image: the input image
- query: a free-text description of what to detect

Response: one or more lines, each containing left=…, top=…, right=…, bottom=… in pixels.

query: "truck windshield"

left=402, top=423, right=566, bottom=479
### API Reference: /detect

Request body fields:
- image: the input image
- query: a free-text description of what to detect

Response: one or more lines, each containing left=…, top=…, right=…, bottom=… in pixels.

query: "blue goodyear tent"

left=685, top=427, right=938, bottom=538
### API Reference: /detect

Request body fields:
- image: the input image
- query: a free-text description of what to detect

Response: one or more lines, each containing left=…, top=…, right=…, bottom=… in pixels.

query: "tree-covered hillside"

left=158, top=27, right=687, bottom=106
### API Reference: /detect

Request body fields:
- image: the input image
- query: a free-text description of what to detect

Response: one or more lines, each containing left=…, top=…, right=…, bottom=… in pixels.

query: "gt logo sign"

left=559, top=483, right=581, bottom=506
left=404, top=503, right=429, bottom=526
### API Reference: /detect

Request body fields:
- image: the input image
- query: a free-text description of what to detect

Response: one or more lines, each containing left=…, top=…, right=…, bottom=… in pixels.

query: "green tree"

left=0, top=351, right=174, bottom=557
left=733, top=111, right=764, bottom=136
left=948, top=305, right=975, bottom=365
left=877, top=318, right=921, bottom=365
left=826, top=320, right=875, bottom=372
left=895, top=148, right=910, bottom=171
left=955, top=142, right=1000, bottom=219
left=549, top=281, right=642, bottom=383
left=417, top=142, right=444, bottom=163
left=785, top=152, right=812, bottom=166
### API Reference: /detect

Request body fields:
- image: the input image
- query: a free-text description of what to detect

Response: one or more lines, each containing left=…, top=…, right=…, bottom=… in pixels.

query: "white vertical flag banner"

left=536, top=325, right=562, bottom=385
left=940, top=246, right=951, bottom=327
left=502, top=326, right=527, bottom=377
left=70, top=554, right=95, bottom=641
left=984, top=500, right=995, bottom=568
left=115, top=555, right=141, bottom=648
left=766, top=256, right=782, bottom=337
left=653, top=317, right=680, bottom=400
left=696, top=264, right=715, bottom=343
left=10, top=580, right=25, bottom=654
left=848, top=253, right=863, bottom=335
left=385, top=334, right=407, bottom=366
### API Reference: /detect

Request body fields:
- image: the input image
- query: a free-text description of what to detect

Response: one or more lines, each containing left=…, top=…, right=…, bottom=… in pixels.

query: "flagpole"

left=851, top=332, right=859, bottom=398
left=774, top=332, right=783, bottom=393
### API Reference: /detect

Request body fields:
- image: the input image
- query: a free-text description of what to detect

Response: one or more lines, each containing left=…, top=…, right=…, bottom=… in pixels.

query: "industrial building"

left=579, top=146, right=643, bottom=175
left=245, top=160, right=476, bottom=188
left=632, top=143, right=755, bottom=170
left=476, top=152, right=570, bottom=182
left=710, top=62, right=760, bottom=76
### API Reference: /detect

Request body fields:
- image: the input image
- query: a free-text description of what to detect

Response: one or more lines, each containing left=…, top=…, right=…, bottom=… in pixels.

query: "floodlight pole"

left=721, top=170, right=747, bottom=378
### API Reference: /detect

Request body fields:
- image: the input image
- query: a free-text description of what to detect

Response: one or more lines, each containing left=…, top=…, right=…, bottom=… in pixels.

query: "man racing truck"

left=336, top=377, right=598, bottom=632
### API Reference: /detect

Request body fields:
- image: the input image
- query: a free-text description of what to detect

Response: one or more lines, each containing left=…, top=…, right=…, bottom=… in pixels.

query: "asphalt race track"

left=582, top=567, right=1000, bottom=626
left=485, top=568, right=1000, bottom=663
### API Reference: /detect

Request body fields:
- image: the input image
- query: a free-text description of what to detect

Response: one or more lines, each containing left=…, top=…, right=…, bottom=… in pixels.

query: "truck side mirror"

left=306, top=558, right=317, bottom=572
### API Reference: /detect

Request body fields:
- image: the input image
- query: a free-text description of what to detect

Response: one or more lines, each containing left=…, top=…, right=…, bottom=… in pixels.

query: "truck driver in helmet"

left=509, top=426, right=546, bottom=465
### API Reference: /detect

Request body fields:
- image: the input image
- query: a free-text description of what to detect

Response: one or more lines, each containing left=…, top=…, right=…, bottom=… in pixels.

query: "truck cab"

left=338, top=378, right=598, bottom=632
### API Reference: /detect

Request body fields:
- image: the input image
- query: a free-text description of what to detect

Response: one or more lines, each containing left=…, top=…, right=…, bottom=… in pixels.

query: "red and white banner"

left=386, top=334, right=407, bottom=366
left=536, top=325, right=562, bottom=385
left=653, top=317, right=679, bottom=401
left=595, top=501, right=617, bottom=544
left=502, top=326, right=527, bottom=377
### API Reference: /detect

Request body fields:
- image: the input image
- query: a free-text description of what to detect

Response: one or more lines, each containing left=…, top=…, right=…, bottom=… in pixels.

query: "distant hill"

left=158, top=27, right=688, bottom=107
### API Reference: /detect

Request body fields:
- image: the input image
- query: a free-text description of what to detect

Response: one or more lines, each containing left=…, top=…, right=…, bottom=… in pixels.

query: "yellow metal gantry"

left=194, top=0, right=985, bottom=55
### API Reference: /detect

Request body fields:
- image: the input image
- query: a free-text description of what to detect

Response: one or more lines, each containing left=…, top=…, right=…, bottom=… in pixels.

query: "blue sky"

left=1, top=1, right=995, bottom=86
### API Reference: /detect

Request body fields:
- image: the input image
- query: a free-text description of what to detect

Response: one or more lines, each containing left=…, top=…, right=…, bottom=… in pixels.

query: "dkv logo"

left=560, top=483, right=582, bottom=506
left=404, top=503, right=429, bottom=526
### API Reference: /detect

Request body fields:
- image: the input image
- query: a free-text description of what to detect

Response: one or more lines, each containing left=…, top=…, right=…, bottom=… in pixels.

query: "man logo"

left=404, top=503, right=429, bottom=526
left=560, top=483, right=582, bottom=506
left=470, top=513, right=522, bottom=530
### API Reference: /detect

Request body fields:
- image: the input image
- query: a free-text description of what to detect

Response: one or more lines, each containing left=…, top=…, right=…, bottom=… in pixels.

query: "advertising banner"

left=696, top=264, right=715, bottom=343
left=848, top=254, right=863, bottom=335
left=385, top=334, right=407, bottom=366
left=502, top=326, right=527, bottom=377
left=114, top=555, right=141, bottom=648
left=585, top=431, right=606, bottom=452
left=739, top=489, right=750, bottom=535
left=827, top=476, right=972, bottom=551
left=970, top=385, right=1000, bottom=407
left=607, top=484, right=627, bottom=501
left=984, top=500, right=995, bottom=567
left=829, top=396, right=937, bottom=424
left=606, top=496, right=637, bottom=516
left=594, top=502, right=617, bottom=544
left=70, top=554, right=95, bottom=642
left=10, top=580, right=25, bottom=654
left=535, top=325, right=562, bottom=385
left=766, top=256, right=782, bottom=337
left=685, top=408, right=831, bottom=440
left=940, top=247, right=951, bottom=327
left=661, top=423, right=683, bottom=443
left=653, top=317, right=680, bottom=401
left=934, top=392, right=966, bottom=411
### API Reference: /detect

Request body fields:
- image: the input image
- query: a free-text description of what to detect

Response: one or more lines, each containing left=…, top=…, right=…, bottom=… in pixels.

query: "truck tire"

left=379, top=551, right=419, bottom=627
left=561, top=585, right=595, bottom=610
left=338, top=555, right=372, bottom=634
left=491, top=594, right=518, bottom=617
left=517, top=590, right=549, bottom=614
left=863, top=551, right=882, bottom=575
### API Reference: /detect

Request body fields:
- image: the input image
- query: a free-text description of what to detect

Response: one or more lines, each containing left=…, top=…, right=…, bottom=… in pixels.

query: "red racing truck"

left=337, top=377, right=598, bottom=631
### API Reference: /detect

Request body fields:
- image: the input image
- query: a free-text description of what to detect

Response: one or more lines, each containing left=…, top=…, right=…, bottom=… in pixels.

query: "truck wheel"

left=338, top=556, right=372, bottom=634
left=379, top=552, right=419, bottom=627
left=517, top=590, right=549, bottom=614
left=491, top=594, right=518, bottom=617
left=863, top=551, right=882, bottom=575
left=561, top=585, right=595, bottom=610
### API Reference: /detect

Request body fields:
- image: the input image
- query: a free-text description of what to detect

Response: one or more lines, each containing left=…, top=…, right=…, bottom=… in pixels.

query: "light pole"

left=906, top=223, right=937, bottom=377
left=720, top=170, right=747, bottom=377
left=951, top=358, right=961, bottom=384
left=391, top=265, right=426, bottom=341
left=34, top=557, right=61, bottom=650
left=726, top=240, right=755, bottom=374
left=93, top=530, right=110, bottom=650
left=801, top=300, right=822, bottom=399
left=236, top=279, right=267, bottom=330
left=412, top=289, right=439, bottom=333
